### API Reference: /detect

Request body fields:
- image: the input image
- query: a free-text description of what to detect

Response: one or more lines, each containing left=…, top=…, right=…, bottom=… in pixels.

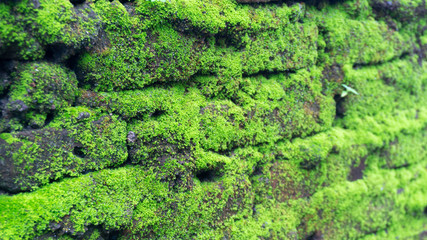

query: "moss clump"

left=0, top=0, right=426, bottom=239
left=78, top=23, right=208, bottom=91
left=1, top=62, right=78, bottom=131
left=9, top=62, right=78, bottom=113
left=310, top=6, right=412, bottom=66
left=74, top=67, right=334, bottom=192
left=0, top=166, right=166, bottom=239
left=0, top=107, right=127, bottom=192
left=0, top=0, right=101, bottom=60
left=77, top=0, right=318, bottom=91
left=0, top=3, right=44, bottom=60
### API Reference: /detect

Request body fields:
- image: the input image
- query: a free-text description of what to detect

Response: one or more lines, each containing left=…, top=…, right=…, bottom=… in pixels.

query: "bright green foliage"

left=3, top=62, right=78, bottom=131
left=0, top=3, right=44, bottom=60
left=310, top=6, right=412, bottom=66
left=0, top=0, right=426, bottom=239
left=0, top=107, right=128, bottom=192
left=0, top=167, right=166, bottom=239
left=9, top=62, right=78, bottom=113
left=77, top=0, right=318, bottom=91
left=0, top=0, right=100, bottom=60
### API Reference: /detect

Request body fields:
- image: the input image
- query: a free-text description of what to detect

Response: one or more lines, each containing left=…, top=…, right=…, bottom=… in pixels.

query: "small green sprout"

left=341, top=84, right=359, bottom=97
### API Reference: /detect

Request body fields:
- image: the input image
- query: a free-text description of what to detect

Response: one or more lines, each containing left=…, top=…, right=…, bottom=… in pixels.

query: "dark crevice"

left=300, top=157, right=322, bottom=170
left=44, top=112, right=55, bottom=127
left=384, top=163, right=410, bottom=170
left=348, top=156, right=367, bottom=181
left=352, top=52, right=411, bottom=70
left=242, top=69, right=297, bottom=79
left=415, top=25, right=427, bottom=66
left=0, top=188, right=10, bottom=196
left=70, top=0, right=86, bottom=6
left=306, top=230, right=323, bottom=240
left=301, top=0, right=341, bottom=8
left=333, top=94, right=346, bottom=119
left=252, top=204, right=257, bottom=217
left=0, top=185, right=20, bottom=195
left=195, top=168, right=222, bottom=182
left=44, top=44, right=77, bottom=63
left=0, top=84, right=10, bottom=100
left=150, top=109, right=165, bottom=119
left=73, top=146, right=86, bottom=158
left=65, top=48, right=82, bottom=73
left=104, top=229, right=122, bottom=240
left=251, top=165, right=264, bottom=177
left=0, top=60, right=17, bottom=97
left=124, top=134, right=136, bottom=166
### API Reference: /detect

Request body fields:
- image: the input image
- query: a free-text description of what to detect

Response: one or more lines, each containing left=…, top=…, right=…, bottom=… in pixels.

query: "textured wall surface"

left=0, top=0, right=426, bottom=239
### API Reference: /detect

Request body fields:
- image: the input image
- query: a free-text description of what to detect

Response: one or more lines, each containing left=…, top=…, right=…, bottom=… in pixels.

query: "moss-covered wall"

left=0, top=0, right=426, bottom=239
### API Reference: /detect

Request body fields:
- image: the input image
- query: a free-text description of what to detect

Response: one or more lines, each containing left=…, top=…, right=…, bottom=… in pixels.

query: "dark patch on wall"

left=106, top=229, right=122, bottom=240
left=306, top=230, right=324, bottom=240
left=70, top=0, right=85, bottom=6
left=334, top=94, right=346, bottom=119
left=195, top=168, right=221, bottom=182
left=348, top=156, right=367, bottom=181
left=251, top=165, right=264, bottom=177
left=150, top=109, right=166, bottom=119
left=73, top=146, right=86, bottom=158
left=44, top=44, right=76, bottom=63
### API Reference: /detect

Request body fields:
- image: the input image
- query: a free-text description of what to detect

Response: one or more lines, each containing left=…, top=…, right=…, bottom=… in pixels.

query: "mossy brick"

left=0, top=0, right=101, bottom=60
left=77, top=0, right=318, bottom=91
left=0, top=107, right=127, bottom=192
left=8, top=62, right=78, bottom=113
left=309, top=6, right=412, bottom=66
left=0, top=0, right=426, bottom=239
left=1, top=62, right=78, bottom=132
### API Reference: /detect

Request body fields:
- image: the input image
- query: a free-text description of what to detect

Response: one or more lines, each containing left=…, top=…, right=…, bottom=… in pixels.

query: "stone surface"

left=0, top=0, right=426, bottom=239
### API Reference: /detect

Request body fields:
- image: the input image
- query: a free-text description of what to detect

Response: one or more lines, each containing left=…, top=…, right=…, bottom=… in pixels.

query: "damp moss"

left=77, top=0, right=318, bottom=91
left=3, top=62, right=78, bottom=131
left=0, top=166, right=167, bottom=239
left=309, top=5, right=412, bottom=66
left=0, top=0, right=426, bottom=238
left=0, top=3, right=44, bottom=60
left=0, top=106, right=127, bottom=192
left=9, top=62, right=78, bottom=113
left=0, top=0, right=100, bottom=60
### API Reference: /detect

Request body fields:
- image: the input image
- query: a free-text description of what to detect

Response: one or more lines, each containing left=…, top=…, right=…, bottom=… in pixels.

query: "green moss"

left=0, top=2, right=44, bottom=60
left=0, top=166, right=166, bottom=239
left=339, top=57, right=427, bottom=130
left=77, top=0, right=318, bottom=91
left=309, top=6, right=412, bottom=66
left=0, top=0, right=100, bottom=60
left=4, top=62, right=78, bottom=130
left=80, top=67, right=334, bottom=187
left=0, top=0, right=426, bottom=238
left=9, top=62, right=77, bottom=113
left=0, top=107, right=127, bottom=192
left=78, top=22, right=206, bottom=91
